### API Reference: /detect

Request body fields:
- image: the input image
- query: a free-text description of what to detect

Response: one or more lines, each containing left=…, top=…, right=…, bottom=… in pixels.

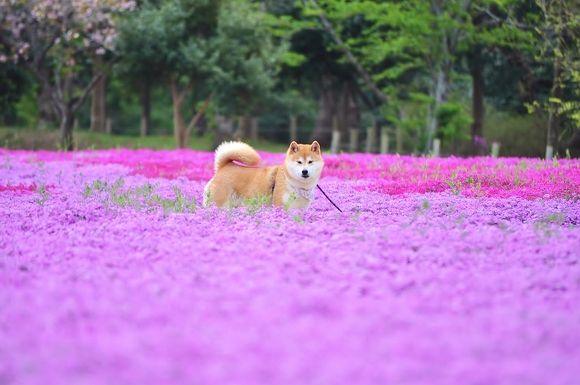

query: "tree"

left=0, top=47, right=29, bottom=125
left=0, top=0, right=135, bottom=150
left=117, top=0, right=281, bottom=148
left=302, top=0, right=521, bottom=154
left=116, top=1, right=180, bottom=138
left=484, top=0, right=580, bottom=158
left=334, top=1, right=483, bottom=152
left=211, top=0, right=285, bottom=142
left=90, top=51, right=106, bottom=133
left=534, top=0, right=580, bottom=158
left=264, top=0, right=369, bottom=148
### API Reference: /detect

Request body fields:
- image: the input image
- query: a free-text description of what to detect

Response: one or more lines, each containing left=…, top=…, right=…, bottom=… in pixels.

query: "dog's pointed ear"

left=289, top=141, right=299, bottom=153
left=311, top=141, right=321, bottom=154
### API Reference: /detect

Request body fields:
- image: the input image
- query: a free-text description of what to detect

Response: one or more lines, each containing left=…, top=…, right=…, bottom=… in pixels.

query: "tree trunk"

left=58, top=74, right=75, bottom=151
left=310, top=75, right=338, bottom=147
left=90, top=54, right=106, bottom=132
left=184, top=93, right=213, bottom=147
left=169, top=75, right=193, bottom=149
left=470, top=63, right=484, bottom=155
left=338, top=80, right=360, bottom=138
left=234, top=115, right=252, bottom=141
left=547, top=53, right=563, bottom=158
left=502, top=49, right=538, bottom=108
left=36, top=61, right=105, bottom=151
left=214, top=115, right=234, bottom=149
left=173, top=100, right=186, bottom=148
left=37, top=81, right=56, bottom=130
left=59, top=103, right=74, bottom=151
left=140, top=83, right=151, bottom=137
left=426, top=62, right=451, bottom=153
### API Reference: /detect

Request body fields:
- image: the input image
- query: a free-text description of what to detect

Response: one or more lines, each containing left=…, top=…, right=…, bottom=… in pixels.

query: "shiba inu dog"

left=203, top=140, right=324, bottom=210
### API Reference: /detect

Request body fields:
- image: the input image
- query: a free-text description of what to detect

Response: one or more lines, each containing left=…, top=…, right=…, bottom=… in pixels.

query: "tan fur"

left=203, top=140, right=324, bottom=210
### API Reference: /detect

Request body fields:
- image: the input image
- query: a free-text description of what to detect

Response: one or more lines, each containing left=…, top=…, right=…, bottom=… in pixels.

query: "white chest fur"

left=282, top=181, right=314, bottom=210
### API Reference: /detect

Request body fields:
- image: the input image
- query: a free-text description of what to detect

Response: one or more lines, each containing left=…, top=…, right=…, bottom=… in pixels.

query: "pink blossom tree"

left=0, top=0, right=135, bottom=150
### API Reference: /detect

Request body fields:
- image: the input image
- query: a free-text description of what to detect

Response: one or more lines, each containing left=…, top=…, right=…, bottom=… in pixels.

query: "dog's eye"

left=308, top=160, right=313, bottom=164
left=297, top=161, right=302, bottom=164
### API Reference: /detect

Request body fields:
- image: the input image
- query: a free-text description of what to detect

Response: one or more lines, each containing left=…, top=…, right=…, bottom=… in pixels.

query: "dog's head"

left=285, top=141, right=324, bottom=184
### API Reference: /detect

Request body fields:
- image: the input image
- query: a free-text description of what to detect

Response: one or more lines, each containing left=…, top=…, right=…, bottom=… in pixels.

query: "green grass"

left=0, top=127, right=291, bottom=153
left=81, top=177, right=198, bottom=214
left=483, top=109, right=546, bottom=158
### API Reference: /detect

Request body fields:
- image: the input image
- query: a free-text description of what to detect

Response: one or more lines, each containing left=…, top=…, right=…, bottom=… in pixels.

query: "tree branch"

left=178, top=78, right=194, bottom=105
left=169, top=75, right=194, bottom=106
left=38, top=9, right=72, bottom=69
left=307, top=0, right=389, bottom=104
left=71, top=55, right=120, bottom=113
left=170, top=74, right=178, bottom=101
left=40, top=30, right=62, bottom=66
left=71, top=72, right=104, bottom=113
left=185, top=93, right=214, bottom=138
left=475, top=6, right=573, bottom=34
left=54, top=62, right=64, bottom=103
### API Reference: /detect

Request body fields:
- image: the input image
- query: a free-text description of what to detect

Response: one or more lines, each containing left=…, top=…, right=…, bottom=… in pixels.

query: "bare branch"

left=170, top=74, right=178, bottom=100
left=39, top=25, right=65, bottom=68
left=71, top=55, right=120, bottom=113
left=54, top=62, right=64, bottom=103
left=71, top=72, right=104, bottom=113
left=178, top=79, right=194, bottom=105
left=185, top=93, right=214, bottom=138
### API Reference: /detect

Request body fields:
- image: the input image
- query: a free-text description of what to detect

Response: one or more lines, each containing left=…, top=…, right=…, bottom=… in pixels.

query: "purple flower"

left=1, top=149, right=579, bottom=385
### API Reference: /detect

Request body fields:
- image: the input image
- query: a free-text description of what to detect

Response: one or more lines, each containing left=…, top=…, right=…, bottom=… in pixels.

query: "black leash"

left=317, top=184, right=343, bottom=213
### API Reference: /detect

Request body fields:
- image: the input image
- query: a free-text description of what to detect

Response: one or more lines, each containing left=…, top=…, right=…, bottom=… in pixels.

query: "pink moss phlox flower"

left=1, top=149, right=580, bottom=385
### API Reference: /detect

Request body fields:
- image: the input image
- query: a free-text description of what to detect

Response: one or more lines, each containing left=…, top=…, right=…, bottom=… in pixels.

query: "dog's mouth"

left=301, top=175, right=310, bottom=179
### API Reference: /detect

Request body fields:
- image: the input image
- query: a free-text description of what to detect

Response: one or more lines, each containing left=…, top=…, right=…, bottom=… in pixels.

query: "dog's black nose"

left=301, top=169, right=309, bottom=177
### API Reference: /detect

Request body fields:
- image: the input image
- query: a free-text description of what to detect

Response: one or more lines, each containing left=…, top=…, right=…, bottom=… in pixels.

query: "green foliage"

left=483, top=107, right=546, bottom=158
left=116, top=0, right=283, bottom=120
left=435, top=103, right=472, bottom=144
left=284, top=191, right=297, bottom=211
left=211, top=0, right=285, bottom=115
left=0, top=127, right=290, bottom=152
left=292, top=214, right=305, bottom=224
left=82, top=178, right=197, bottom=214
left=3, top=0, right=580, bottom=157
left=509, top=0, right=580, bottom=142
left=0, top=60, right=29, bottom=119
left=241, top=193, right=272, bottom=215
left=34, top=182, right=49, bottom=206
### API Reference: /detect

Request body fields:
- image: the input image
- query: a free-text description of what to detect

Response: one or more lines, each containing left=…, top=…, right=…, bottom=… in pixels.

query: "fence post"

left=105, top=118, right=112, bottom=135
left=397, top=110, right=405, bottom=154
left=491, top=142, right=501, bottom=158
left=140, top=116, right=147, bottom=137
left=396, top=126, right=403, bottom=154
left=545, top=145, right=554, bottom=160
left=432, top=138, right=441, bottom=157
left=366, top=119, right=377, bottom=153
left=380, top=127, right=389, bottom=154
left=349, top=129, right=358, bottom=153
left=289, top=116, right=297, bottom=142
left=330, top=115, right=341, bottom=154
left=250, top=118, right=258, bottom=141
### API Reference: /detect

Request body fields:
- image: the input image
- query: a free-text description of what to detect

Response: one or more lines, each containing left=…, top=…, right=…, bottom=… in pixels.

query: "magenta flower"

left=1, top=148, right=579, bottom=385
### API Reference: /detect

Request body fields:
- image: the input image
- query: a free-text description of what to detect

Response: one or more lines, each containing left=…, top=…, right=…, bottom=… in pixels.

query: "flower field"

left=1, top=148, right=580, bottom=385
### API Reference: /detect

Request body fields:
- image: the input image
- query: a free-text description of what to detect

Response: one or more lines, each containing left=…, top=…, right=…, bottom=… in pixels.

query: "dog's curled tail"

left=213, top=141, right=262, bottom=172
